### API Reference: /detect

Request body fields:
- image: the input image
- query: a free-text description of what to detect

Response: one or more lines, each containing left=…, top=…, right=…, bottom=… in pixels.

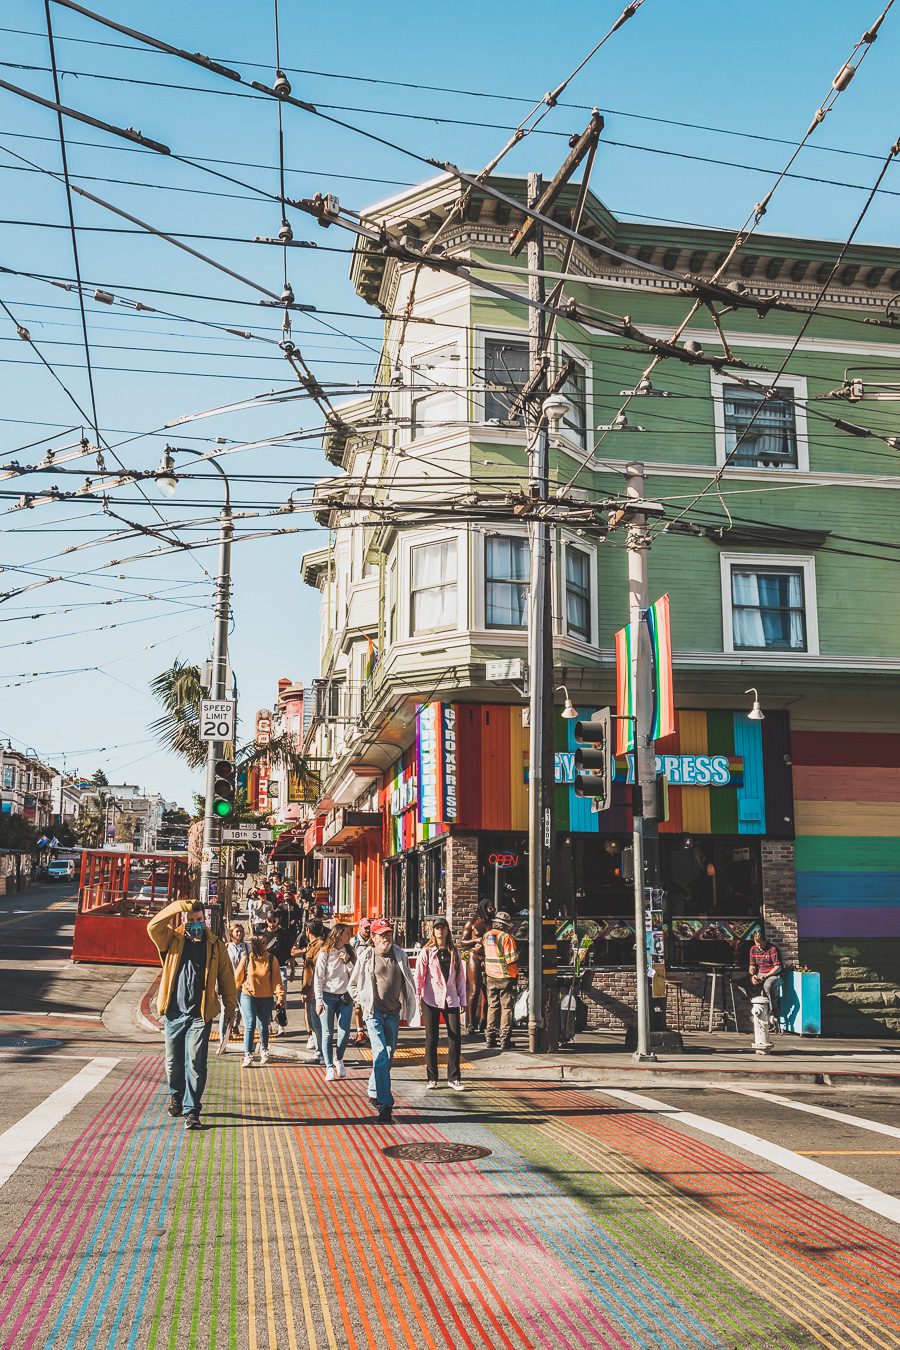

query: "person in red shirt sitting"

left=749, top=927, right=783, bottom=1028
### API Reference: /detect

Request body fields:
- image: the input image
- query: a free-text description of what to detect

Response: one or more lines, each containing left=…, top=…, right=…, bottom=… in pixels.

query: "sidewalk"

left=125, top=971, right=900, bottom=1087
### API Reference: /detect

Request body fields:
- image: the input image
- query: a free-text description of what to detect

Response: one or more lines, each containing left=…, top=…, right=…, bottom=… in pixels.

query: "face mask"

left=186, top=921, right=205, bottom=940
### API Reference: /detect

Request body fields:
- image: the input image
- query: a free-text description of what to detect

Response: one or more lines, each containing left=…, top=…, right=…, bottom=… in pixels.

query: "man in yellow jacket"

left=147, top=897, right=237, bottom=1130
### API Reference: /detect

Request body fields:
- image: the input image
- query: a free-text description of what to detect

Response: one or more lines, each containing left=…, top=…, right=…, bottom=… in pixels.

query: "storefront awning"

left=321, top=808, right=381, bottom=846
left=270, top=831, right=306, bottom=862
left=303, top=814, right=326, bottom=853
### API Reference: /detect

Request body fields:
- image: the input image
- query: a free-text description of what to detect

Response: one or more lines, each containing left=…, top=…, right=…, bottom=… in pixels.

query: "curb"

left=101, top=968, right=161, bottom=1039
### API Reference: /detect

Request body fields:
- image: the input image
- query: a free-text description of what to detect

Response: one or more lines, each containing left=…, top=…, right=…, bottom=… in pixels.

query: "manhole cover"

left=382, top=1142, right=492, bottom=1164
left=0, top=1036, right=62, bottom=1050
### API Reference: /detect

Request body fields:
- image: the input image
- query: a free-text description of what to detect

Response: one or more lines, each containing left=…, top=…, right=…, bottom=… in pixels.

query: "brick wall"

left=445, top=833, right=479, bottom=938
left=582, top=967, right=753, bottom=1032
left=760, top=838, right=799, bottom=964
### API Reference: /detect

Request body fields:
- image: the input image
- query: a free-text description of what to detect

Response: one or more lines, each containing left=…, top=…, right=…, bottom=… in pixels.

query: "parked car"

left=46, top=859, right=76, bottom=882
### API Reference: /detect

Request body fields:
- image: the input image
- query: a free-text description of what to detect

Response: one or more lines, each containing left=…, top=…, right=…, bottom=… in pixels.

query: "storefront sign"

left=555, top=751, right=737, bottom=787
left=488, top=852, right=519, bottom=868
left=417, top=703, right=458, bottom=824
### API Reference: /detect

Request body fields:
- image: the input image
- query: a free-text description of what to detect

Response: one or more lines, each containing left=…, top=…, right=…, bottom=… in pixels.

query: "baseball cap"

left=370, top=917, right=393, bottom=936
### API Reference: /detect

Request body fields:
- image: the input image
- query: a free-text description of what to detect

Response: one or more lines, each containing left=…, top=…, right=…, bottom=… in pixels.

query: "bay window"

left=486, top=536, right=529, bottom=627
left=410, top=539, right=457, bottom=634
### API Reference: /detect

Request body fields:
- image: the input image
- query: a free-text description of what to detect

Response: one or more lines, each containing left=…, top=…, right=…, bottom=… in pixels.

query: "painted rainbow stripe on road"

left=2, top=1056, right=899, bottom=1347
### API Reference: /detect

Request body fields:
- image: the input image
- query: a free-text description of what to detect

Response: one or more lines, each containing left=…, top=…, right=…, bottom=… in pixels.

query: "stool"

left=699, top=966, right=740, bottom=1031
left=665, top=979, right=686, bottom=1033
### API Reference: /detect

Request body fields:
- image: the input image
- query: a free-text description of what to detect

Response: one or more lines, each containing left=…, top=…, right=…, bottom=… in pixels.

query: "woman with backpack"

left=414, top=916, right=467, bottom=1091
left=299, top=919, right=327, bottom=1062
left=313, top=922, right=355, bottom=1082
left=233, top=936, right=285, bottom=1067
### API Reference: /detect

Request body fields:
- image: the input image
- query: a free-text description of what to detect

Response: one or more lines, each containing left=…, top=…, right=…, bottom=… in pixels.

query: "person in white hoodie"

left=313, top=922, right=356, bottom=1082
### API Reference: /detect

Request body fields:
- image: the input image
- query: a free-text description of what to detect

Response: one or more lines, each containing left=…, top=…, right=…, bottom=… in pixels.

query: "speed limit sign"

left=199, top=699, right=236, bottom=742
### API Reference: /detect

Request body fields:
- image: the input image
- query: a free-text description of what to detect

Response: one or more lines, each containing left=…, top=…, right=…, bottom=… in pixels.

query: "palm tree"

left=148, top=660, right=207, bottom=770
left=149, top=660, right=316, bottom=791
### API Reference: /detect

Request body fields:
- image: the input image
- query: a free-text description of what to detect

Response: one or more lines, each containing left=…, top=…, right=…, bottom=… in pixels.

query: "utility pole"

left=525, top=171, right=554, bottom=1054
left=198, top=506, right=233, bottom=925
left=625, top=462, right=656, bottom=1061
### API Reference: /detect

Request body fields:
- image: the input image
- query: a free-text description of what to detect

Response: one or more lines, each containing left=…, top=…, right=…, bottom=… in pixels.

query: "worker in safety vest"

left=483, top=911, right=519, bottom=1050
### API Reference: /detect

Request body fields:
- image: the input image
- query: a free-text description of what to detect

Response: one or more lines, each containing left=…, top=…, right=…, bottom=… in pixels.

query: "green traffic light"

left=214, top=799, right=232, bottom=818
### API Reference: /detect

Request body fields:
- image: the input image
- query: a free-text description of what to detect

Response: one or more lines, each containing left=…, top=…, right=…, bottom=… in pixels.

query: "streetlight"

left=556, top=685, right=579, bottom=719
left=744, top=687, right=765, bottom=721
left=156, top=446, right=233, bottom=922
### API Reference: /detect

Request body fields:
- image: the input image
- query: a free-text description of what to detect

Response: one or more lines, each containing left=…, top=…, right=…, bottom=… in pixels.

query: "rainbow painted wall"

left=793, top=730, right=900, bottom=940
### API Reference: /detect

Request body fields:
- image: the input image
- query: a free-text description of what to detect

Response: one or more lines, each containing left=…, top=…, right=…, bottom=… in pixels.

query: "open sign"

left=488, top=852, right=519, bottom=868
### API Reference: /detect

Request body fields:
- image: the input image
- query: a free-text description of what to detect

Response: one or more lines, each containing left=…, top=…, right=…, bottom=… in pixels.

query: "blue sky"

left=0, top=0, right=896, bottom=806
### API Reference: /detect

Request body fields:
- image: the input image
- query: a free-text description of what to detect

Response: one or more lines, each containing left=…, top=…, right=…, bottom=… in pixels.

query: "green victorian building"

left=300, top=173, right=900, bottom=1036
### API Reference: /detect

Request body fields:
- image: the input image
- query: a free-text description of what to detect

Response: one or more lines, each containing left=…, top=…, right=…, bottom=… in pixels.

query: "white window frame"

left=483, top=533, right=531, bottom=630
left=405, top=341, right=463, bottom=444
left=409, top=537, right=459, bottom=636
left=710, top=369, right=809, bottom=472
left=555, top=340, right=592, bottom=454
left=720, top=552, right=819, bottom=656
left=475, top=329, right=530, bottom=425
left=397, top=529, right=467, bottom=641
left=563, top=541, right=595, bottom=644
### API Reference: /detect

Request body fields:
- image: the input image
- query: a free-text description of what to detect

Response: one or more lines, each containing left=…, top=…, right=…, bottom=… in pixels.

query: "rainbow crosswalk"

left=1, top=1055, right=899, bottom=1348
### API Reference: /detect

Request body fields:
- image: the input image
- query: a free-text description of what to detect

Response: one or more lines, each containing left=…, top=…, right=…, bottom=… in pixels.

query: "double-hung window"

left=485, top=536, right=529, bottom=627
left=722, top=385, right=799, bottom=468
left=565, top=546, right=591, bottom=641
left=410, top=539, right=457, bottom=634
left=561, top=358, right=588, bottom=449
left=730, top=564, right=807, bottom=651
left=483, top=338, right=529, bottom=423
left=409, top=345, right=461, bottom=441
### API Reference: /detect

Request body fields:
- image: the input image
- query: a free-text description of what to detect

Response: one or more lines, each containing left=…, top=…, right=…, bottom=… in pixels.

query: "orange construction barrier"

left=72, top=850, right=191, bottom=966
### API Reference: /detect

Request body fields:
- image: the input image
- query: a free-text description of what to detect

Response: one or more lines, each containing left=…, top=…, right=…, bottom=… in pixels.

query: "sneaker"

left=499, top=1040, right=512, bottom=1051
left=324, top=1066, right=336, bottom=1082
left=167, top=1095, right=182, bottom=1117
left=426, top=1080, right=439, bottom=1090
left=367, top=1090, right=379, bottom=1102
left=306, top=1033, right=317, bottom=1049
left=335, top=1060, right=347, bottom=1079
left=485, top=1037, right=497, bottom=1048
left=183, top=1112, right=202, bottom=1131
left=376, top=1105, right=393, bottom=1124
left=242, top=1054, right=253, bottom=1069
left=260, top=1049, right=270, bottom=1066
left=448, top=1079, right=466, bottom=1092
left=304, top=1052, right=323, bottom=1065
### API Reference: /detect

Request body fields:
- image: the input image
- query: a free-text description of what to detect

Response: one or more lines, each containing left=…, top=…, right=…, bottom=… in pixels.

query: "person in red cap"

left=348, top=916, right=416, bottom=1122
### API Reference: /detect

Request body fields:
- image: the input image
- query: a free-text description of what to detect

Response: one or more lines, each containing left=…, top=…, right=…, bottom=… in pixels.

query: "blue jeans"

left=240, top=993, right=274, bottom=1056
left=320, top=992, right=353, bottom=1069
left=163, top=1012, right=211, bottom=1116
left=366, top=1009, right=400, bottom=1109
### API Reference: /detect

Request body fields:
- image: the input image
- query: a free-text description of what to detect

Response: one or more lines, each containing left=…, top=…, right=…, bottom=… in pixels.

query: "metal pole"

left=199, top=501, right=233, bottom=919
left=626, top=462, right=656, bottom=1061
left=526, top=171, right=552, bottom=1054
left=494, top=856, right=500, bottom=913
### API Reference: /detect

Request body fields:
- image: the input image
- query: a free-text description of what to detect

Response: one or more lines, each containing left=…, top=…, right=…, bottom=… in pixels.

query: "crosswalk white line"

left=0, top=1056, right=119, bottom=1191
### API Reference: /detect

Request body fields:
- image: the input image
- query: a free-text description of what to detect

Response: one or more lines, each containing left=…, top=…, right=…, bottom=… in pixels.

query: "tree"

left=114, top=812, right=138, bottom=845
left=148, top=660, right=207, bottom=770
left=0, top=814, right=39, bottom=891
left=91, top=768, right=109, bottom=787
left=76, top=803, right=106, bottom=850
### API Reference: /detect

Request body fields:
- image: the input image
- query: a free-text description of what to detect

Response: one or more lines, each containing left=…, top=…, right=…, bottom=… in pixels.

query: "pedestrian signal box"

left=213, top=759, right=236, bottom=819
left=573, top=707, right=612, bottom=811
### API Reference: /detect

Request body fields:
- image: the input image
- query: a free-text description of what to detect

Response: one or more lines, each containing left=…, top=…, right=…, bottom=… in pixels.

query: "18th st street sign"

left=222, top=826, right=271, bottom=843
left=199, top=699, right=236, bottom=742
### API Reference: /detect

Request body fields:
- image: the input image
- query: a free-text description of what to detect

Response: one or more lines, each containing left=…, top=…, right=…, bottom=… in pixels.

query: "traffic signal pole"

left=626, top=462, right=656, bottom=1061
left=199, top=498, right=233, bottom=925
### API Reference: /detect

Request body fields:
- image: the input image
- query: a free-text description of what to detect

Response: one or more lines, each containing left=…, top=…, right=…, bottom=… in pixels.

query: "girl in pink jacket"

left=414, top=917, right=467, bottom=1091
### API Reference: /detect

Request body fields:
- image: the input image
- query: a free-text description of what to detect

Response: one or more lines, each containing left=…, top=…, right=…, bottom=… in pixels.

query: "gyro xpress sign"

left=417, top=702, right=458, bottom=824
left=555, top=752, right=738, bottom=787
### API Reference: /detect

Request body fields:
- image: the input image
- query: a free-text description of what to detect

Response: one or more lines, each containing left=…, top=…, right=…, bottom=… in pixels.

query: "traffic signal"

left=213, top=759, right=235, bottom=819
left=573, top=707, right=612, bottom=811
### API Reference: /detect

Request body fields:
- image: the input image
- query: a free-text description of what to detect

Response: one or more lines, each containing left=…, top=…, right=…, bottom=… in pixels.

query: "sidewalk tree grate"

left=382, top=1142, right=492, bottom=1164
left=0, top=1036, right=62, bottom=1050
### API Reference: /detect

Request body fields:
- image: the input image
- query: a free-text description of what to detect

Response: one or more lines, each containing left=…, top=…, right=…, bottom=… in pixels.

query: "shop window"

left=485, top=536, right=529, bottom=628
left=410, top=538, right=457, bottom=634
left=565, top=545, right=591, bottom=641
left=483, top=338, right=528, bottom=423
left=410, top=344, right=462, bottom=440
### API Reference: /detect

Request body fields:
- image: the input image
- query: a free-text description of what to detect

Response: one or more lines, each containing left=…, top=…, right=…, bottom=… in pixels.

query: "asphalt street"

left=1, top=889, right=899, bottom=1348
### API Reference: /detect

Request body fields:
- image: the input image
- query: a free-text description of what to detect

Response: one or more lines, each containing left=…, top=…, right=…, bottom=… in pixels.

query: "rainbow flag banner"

left=615, top=594, right=675, bottom=753
left=614, top=621, right=637, bottom=755
left=647, top=593, right=675, bottom=741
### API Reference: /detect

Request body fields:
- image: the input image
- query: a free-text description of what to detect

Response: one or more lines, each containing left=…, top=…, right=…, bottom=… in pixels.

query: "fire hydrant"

left=751, top=995, right=773, bottom=1054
